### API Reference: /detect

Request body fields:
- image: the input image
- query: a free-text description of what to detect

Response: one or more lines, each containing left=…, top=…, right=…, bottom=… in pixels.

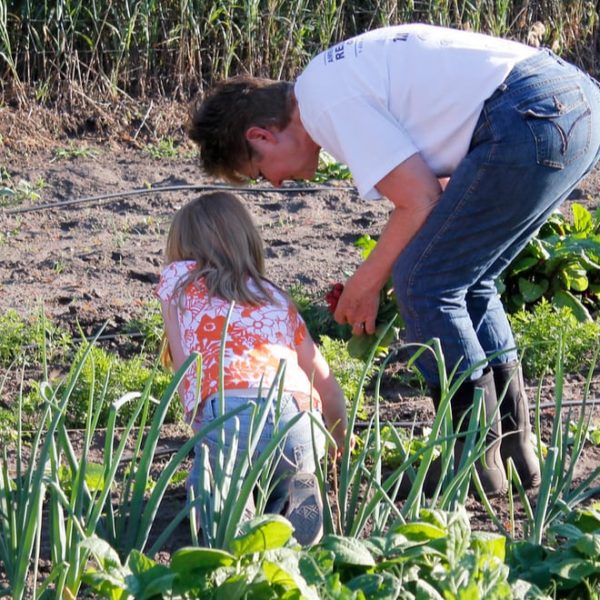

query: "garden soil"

left=0, top=102, right=599, bottom=566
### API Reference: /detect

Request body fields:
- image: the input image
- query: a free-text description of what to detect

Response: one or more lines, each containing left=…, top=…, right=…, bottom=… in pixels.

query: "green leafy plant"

left=0, top=309, right=72, bottom=368
left=509, top=507, right=600, bottom=597
left=122, top=298, right=165, bottom=354
left=325, top=234, right=402, bottom=361
left=64, top=344, right=177, bottom=427
left=301, top=506, right=542, bottom=598
left=51, top=143, right=98, bottom=161
left=498, top=203, right=600, bottom=320
left=84, top=515, right=318, bottom=599
left=355, top=423, right=439, bottom=469
left=288, top=283, right=349, bottom=341
left=146, top=137, right=178, bottom=160
left=569, top=419, right=600, bottom=446
left=318, top=334, right=374, bottom=420
left=312, top=151, right=352, bottom=183
left=509, top=300, right=600, bottom=377
left=0, top=178, right=46, bottom=207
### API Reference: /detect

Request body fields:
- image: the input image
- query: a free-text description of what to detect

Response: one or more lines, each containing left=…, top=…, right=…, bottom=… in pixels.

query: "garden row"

left=0, top=200, right=599, bottom=597
left=1, top=316, right=600, bottom=598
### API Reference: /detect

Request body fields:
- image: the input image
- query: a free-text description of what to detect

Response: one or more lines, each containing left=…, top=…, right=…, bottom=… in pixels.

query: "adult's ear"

left=245, top=126, right=277, bottom=144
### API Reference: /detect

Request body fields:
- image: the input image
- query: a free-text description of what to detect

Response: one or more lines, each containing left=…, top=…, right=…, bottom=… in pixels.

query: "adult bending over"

left=187, top=24, right=600, bottom=495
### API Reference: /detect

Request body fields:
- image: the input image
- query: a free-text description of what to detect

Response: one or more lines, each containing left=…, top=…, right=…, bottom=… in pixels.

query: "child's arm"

left=296, top=333, right=348, bottom=455
left=160, top=299, right=188, bottom=397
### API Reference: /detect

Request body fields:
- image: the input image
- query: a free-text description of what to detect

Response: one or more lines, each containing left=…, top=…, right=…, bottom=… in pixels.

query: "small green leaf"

left=81, top=535, right=123, bottom=570
left=393, top=522, right=446, bottom=543
left=552, top=290, right=592, bottom=322
left=527, top=237, right=552, bottom=260
left=549, top=557, right=598, bottom=583
left=575, top=533, right=600, bottom=558
left=509, top=256, right=539, bottom=276
left=354, top=234, right=377, bottom=259
left=170, top=547, right=235, bottom=575
left=262, top=560, right=299, bottom=589
left=228, top=515, right=293, bottom=557
left=299, top=549, right=335, bottom=583
left=471, top=531, right=506, bottom=561
left=319, top=535, right=376, bottom=567
left=572, top=202, right=594, bottom=234
left=345, top=572, right=401, bottom=598
left=347, top=334, right=378, bottom=360
left=560, top=262, right=589, bottom=292
left=518, top=277, right=549, bottom=303
left=84, top=462, right=106, bottom=492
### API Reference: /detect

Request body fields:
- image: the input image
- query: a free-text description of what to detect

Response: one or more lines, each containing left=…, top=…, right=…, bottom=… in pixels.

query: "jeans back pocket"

left=517, top=84, right=591, bottom=169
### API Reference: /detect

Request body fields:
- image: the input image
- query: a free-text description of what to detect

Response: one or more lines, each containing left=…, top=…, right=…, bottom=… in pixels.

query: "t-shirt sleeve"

left=289, top=303, right=308, bottom=347
left=307, top=96, right=419, bottom=200
left=155, top=262, right=189, bottom=303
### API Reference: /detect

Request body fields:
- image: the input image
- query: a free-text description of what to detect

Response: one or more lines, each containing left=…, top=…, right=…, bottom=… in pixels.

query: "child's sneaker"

left=284, top=472, right=323, bottom=546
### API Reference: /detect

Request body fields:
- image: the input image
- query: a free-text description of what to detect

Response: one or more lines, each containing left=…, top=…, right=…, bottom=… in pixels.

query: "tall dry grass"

left=0, top=1, right=598, bottom=106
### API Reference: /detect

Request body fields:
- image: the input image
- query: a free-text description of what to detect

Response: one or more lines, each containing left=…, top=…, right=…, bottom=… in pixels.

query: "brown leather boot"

left=492, top=361, right=541, bottom=489
left=443, top=367, right=508, bottom=496
left=400, top=368, right=508, bottom=497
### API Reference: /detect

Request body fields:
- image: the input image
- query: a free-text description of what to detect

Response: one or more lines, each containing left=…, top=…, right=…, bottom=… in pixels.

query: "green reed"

left=0, top=0, right=598, bottom=105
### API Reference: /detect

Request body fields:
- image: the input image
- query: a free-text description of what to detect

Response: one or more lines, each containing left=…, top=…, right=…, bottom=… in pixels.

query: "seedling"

left=52, top=143, right=98, bottom=161
left=145, top=137, right=178, bottom=160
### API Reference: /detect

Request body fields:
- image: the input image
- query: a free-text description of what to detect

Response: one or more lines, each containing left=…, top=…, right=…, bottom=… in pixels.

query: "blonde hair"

left=166, top=191, right=275, bottom=306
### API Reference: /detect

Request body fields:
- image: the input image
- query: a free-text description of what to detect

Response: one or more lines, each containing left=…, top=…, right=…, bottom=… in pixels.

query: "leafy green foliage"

left=332, top=234, right=402, bottom=362
left=498, top=204, right=600, bottom=320
left=0, top=177, right=46, bottom=207
left=312, top=151, right=352, bottom=183
left=288, top=283, right=349, bottom=341
left=52, top=143, right=98, bottom=161
left=65, top=344, right=178, bottom=427
left=84, top=515, right=319, bottom=599
left=569, top=420, right=600, bottom=446
left=145, top=137, right=179, bottom=160
left=355, top=423, right=439, bottom=468
left=509, top=300, right=600, bottom=377
left=122, top=298, right=165, bottom=353
left=319, top=335, right=374, bottom=419
left=300, top=507, right=539, bottom=598
left=0, top=308, right=72, bottom=367
left=509, top=508, right=600, bottom=597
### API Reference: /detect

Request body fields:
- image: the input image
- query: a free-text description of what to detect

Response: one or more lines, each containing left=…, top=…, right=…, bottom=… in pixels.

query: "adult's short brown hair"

left=187, top=76, right=294, bottom=183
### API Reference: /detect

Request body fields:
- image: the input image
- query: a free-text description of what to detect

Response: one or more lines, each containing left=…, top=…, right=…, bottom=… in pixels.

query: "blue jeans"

left=188, top=391, right=325, bottom=512
left=393, top=50, right=600, bottom=386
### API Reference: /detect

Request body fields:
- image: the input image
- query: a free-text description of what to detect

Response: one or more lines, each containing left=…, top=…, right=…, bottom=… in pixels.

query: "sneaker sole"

left=284, top=473, right=323, bottom=546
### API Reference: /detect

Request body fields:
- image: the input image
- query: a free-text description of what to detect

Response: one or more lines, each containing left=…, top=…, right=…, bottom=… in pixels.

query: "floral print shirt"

left=155, top=261, right=318, bottom=414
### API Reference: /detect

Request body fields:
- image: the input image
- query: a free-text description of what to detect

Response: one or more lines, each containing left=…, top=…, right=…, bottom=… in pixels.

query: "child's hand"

left=329, top=429, right=356, bottom=459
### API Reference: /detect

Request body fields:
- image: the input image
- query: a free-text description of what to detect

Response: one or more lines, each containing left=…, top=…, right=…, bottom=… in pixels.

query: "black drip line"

left=2, top=182, right=355, bottom=216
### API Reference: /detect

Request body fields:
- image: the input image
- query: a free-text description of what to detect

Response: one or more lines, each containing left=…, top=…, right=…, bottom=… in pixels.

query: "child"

left=155, top=191, right=348, bottom=545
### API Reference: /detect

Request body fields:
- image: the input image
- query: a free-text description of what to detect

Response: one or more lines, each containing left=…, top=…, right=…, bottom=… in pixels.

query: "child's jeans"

left=187, top=390, right=326, bottom=515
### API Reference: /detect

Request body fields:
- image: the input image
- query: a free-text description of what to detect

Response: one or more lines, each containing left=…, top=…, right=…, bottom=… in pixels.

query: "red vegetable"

left=325, top=282, right=344, bottom=313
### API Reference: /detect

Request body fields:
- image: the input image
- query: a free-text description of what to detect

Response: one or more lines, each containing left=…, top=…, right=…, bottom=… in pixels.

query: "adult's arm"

left=334, top=152, right=442, bottom=335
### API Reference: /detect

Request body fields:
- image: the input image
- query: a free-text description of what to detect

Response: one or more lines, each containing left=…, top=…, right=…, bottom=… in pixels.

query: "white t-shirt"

left=295, top=24, right=537, bottom=199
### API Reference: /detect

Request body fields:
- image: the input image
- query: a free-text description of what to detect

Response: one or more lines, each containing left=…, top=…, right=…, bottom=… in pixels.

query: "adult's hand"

left=335, top=153, right=442, bottom=336
left=333, top=269, right=381, bottom=335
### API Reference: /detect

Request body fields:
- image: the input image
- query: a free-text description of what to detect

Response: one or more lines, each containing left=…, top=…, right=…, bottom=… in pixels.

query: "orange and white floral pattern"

left=156, top=261, right=318, bottom=414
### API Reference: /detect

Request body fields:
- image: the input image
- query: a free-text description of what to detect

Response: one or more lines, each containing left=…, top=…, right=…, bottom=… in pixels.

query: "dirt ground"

left=0, top=103, right=599, bottom=564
